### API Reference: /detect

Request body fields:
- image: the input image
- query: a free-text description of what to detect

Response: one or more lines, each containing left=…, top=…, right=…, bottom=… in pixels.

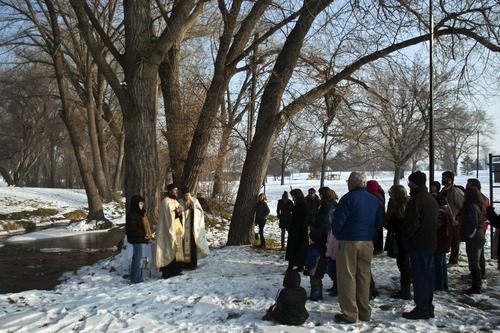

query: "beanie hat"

left=366, top=180, right=379, bottom=195
left=408, top=171, right=426, bottom=186
left=166, top=183, right=178, bottom=191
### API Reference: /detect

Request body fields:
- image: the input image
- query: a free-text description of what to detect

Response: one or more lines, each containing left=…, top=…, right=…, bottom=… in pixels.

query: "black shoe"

left=391, top=290, right=411, bottom=300
left=429, top=311, right=435, bottom=318
left=328, top=290, right=338, bottom=297
left=402, top=309, right=430, bottom=320
left=463, top=287, right=481, bottom=295
left=262, top=314, right=270, bottom=321
left=334, top=313, right=352, bottom=323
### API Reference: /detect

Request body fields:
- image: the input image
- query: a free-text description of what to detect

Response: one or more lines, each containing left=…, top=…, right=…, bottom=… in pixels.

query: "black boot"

left=463, top=269, right=482, bottom=294
left=391, top=284, right=411, bottom=300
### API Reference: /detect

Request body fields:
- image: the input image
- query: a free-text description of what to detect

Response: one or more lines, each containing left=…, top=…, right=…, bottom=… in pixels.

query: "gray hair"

left=348, top=171, right=367, bottom=189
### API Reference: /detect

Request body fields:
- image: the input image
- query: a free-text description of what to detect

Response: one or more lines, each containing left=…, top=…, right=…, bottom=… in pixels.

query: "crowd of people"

left=124, top=173, right=497, bottom=326
left=262, top=170, right=498, bottom=326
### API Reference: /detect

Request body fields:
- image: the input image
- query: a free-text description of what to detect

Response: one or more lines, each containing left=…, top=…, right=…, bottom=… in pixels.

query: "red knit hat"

left=366, top=180, right=379, bottom=195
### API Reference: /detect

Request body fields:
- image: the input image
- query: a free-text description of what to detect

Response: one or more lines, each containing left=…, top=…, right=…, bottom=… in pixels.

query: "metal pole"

left=476, top=131, right=479, bottom=178
left=429, top=0, right=435, bottom=184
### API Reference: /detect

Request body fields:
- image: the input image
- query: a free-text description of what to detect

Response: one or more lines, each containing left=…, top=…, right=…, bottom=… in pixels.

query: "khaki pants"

left=336, top=240, right=373, bottom=322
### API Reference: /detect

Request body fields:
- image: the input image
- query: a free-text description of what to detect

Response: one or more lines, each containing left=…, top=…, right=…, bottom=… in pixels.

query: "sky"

left=0, top=172, right=500, bottom=332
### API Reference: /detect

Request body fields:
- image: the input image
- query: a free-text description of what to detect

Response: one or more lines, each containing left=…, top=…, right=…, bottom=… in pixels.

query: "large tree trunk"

left=160, top=43, right=189, bottom=185
left=228, top=0, right=333, bottom=245
left=85, top=61, right=112, bottom=203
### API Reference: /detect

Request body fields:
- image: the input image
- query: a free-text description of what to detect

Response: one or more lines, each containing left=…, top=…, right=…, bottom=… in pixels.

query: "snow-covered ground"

left=0, top=171, right=499, bottom=332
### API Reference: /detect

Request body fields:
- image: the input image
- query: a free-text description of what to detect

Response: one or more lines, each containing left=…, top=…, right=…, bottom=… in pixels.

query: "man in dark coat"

left=402, top=171, right=439, bottom=320
left=262, top=270, right=309, bottom=325
left=277, top=191, right=294, bottom=250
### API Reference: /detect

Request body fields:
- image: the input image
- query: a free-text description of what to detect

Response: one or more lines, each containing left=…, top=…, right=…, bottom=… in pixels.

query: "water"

left=0, top=227, right=125, bottom=294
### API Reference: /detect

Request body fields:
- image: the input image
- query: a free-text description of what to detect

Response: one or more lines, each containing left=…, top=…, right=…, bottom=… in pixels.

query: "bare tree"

left=227, top=0, right=500, bottom=244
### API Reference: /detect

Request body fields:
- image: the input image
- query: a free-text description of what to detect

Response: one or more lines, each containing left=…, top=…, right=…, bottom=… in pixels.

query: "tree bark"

left=228, top=0, right=334, bottom=245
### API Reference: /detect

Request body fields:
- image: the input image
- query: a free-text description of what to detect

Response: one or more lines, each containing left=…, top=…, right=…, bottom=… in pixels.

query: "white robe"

left=155, top=196, right=183, bottom=268
left=178, top=196, right=210, bottom=257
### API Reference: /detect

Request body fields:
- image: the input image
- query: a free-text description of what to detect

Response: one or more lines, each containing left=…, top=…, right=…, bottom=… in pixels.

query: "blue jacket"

left=333, top=188, right=383, bottom=241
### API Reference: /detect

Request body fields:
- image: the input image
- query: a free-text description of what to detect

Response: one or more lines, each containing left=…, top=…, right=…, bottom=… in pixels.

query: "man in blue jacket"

left=333, top=171, right=383, bottom=323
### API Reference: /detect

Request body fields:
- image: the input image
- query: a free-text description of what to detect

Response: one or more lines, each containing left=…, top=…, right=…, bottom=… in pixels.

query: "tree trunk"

left=160, top=43, right=189, bottom=185
left=85, top=61, right=112, bottom=203
left=46, top=0, right=106, bottom=222
left=393, top=165, right=404, bottom=185
left=228, top=0, right=333, bottom=245
left=212, top=114, right=231, bottom=200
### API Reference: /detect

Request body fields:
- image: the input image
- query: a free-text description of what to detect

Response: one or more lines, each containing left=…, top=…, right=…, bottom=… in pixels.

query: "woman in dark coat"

left=459, top=187, right=486, bottom=294
left=385, top=185, right=411, bottom=299
left=126, top=195, right=151, bottom=284
left=286, top=189, right=309, bottom=272
left=255, top=193, right=270, bottom=249
left=277, top=191, right=294, bottom=250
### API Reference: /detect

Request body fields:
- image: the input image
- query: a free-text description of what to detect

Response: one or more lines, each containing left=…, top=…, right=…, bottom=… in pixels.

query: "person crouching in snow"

left=304, top=230, right=327, bottom=301
left=262, top=270, right=309, bottom=325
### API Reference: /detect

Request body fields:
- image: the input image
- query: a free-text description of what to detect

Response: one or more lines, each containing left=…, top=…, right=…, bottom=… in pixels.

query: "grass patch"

left=63, top=210, right=88, bottom=222
left=2, top=208, right=59, bottom=221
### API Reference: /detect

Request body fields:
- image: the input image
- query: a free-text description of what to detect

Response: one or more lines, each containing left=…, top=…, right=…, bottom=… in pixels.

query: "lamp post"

left=429, top=0, right=435, bottom=184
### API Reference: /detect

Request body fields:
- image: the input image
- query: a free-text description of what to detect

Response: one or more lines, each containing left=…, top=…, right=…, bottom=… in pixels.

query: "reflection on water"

left=0, top=227, right=126, bottom=294
left=1, top=226, right=125, bottom=249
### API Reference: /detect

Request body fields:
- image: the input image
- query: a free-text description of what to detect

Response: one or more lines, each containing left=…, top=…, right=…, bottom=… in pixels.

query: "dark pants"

left=449, top=226, right=460, bottom=263
left=374, top=226, right=383, bottom=252
left=409, top=250, right=435, bottom=314
left=327, top=257, right=337, bottom=282
left=480, top=246, right=486, bottom=277
left=256, top=219, right=266, bottom=247
left=397, top=245, right=411, bottom=287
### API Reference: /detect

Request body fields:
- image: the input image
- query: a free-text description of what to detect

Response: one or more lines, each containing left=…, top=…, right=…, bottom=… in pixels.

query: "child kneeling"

left=262, top=270, right=309, bottom=325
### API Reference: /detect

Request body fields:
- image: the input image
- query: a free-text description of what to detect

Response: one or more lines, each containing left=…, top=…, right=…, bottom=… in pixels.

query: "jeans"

left=131, top=243, right=146, bottom=284
left=434, top=253, right=448, bottom=290
left=465, top=242, right=483, bottom=271
left=409, top=250, right=435, bottom=314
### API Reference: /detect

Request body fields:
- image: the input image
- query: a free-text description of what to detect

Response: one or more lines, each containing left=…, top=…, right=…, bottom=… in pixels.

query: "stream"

left=0, top=226, right=125, bottom=294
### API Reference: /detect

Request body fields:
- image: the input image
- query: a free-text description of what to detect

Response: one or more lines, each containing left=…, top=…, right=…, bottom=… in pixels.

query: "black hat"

left=408, top=171, right=426, bottom=186
left=166, top=183, right=178, bottom=191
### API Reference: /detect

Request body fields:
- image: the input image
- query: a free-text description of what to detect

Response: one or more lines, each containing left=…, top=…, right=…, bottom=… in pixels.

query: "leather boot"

left=463, top=269, right=482, bottom=294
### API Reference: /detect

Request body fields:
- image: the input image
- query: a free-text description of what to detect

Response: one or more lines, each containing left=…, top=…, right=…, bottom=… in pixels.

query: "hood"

left=130, top=195, right=145, bottom=214
left=283, top=270, right=301, bottom=288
